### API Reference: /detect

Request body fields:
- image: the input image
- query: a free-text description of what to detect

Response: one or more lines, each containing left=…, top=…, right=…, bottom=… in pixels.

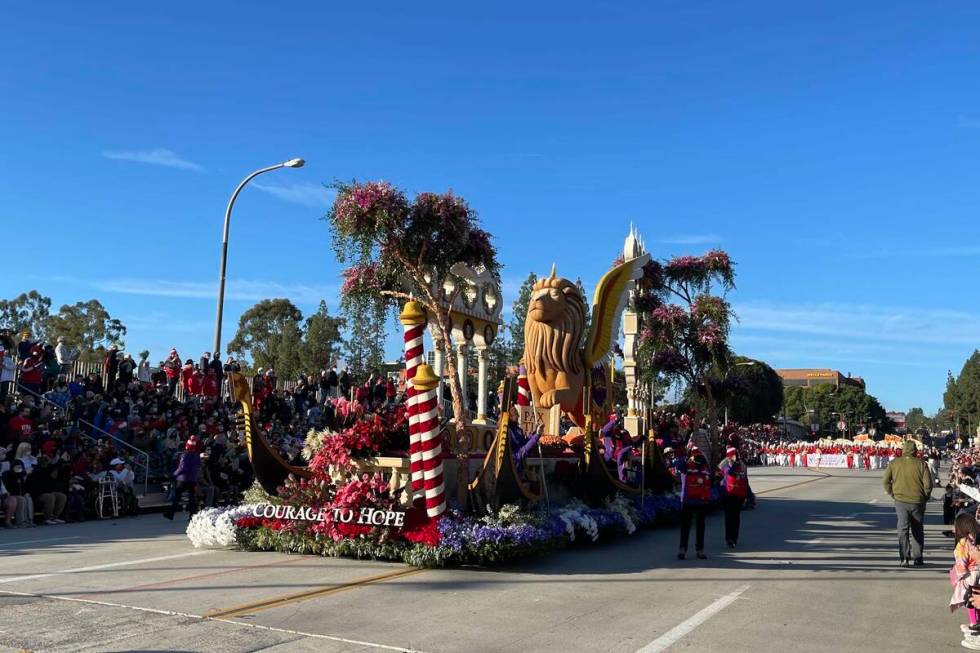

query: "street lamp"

left=212, top=158, right=305, bottom=357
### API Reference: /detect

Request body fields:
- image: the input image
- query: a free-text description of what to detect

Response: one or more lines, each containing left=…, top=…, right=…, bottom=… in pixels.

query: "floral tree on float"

left=634, top=250, right=736, bottom=462
left=327, top=181, right=500, bottom=503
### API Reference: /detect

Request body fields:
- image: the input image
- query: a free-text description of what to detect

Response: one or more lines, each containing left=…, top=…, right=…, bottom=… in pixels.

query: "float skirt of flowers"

left=192, top=494, right=686, bottom=568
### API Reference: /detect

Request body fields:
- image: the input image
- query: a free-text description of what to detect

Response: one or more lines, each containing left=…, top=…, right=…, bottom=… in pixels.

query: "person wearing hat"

left=109, top=457, right=137, bottom=515
left=164, top=436, right=201, bottom=520
left=719, top=446, right=749, bottom=549
left=676, top=444, right=712, bottom=559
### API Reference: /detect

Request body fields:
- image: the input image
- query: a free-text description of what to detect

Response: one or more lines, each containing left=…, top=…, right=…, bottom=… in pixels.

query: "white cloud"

left=733, top=301, right=980, bottom=346
left=102, top=148, right=203, bottom=171
left=252, top=182, right=334, bottom=208
left=90, top=278, right=337, bottom=305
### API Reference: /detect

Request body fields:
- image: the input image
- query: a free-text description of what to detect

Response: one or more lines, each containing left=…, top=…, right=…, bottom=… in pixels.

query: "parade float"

left=188, top=183, right=717, bottom=567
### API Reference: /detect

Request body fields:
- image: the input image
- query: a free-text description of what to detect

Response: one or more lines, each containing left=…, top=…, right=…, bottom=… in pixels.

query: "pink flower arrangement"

left=692, top=295, right=726, bottom=319
left=703, top=250, right=732, bottom=272
left=649, top=305, right=687, bottom=327
left=696, top=324, right=723, bottom=346
left=665, top=255, right=706, bottom=277
left=341, top=263, right=383, bottom=296
left=331, top=181, right=408, bottom=234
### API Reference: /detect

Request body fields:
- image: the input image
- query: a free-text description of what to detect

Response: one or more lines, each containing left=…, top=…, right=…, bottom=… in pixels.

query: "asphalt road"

left=0, top=467, right=962, bottom=652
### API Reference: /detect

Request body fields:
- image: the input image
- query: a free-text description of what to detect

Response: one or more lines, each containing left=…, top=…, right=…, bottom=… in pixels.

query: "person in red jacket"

left=8, top=405, right=34, bottom=441
left=18, top=345, right=44, bottom=395
left=386, top=377, right=396, bottom=405
left=164, top=349, right=182, bottom=396
left=202, top=369, right=219, bottom=398
left=189, top=367, right=204, bottom=396
left=180, top=359, right=194, bottom=395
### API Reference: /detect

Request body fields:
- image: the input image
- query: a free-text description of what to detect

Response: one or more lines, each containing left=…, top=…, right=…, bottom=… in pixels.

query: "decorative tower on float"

left=622, top=224, right=647, bottom=439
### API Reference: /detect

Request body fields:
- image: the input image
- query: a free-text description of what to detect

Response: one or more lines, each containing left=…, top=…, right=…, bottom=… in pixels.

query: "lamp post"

left=213, top=158, right=305, bottom=357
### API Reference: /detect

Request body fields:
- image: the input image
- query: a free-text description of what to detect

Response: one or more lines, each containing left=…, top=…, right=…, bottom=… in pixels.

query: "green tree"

left=340, top=297, right=386, bottom=381
left=507, top=273, right=537, bottom=365
left=301, top=300, right=344, bottom=376
left=327, top=180, right=499, bottom=431
left=228, top=299, right=305, bottom=381
left=486, top=324, right=511, bottom=404
left=723, top=358, right=784, bottom=425
left=945, top=352, right=980, bottom=436
left=327, top=180, right=501, bottom=507
left=0, top=291, right=52, bottom=341
left=45, top=299, right=126, bottom=362
left=635, top=250, right=736, bottom=461
left=905, top=407, right=927, bottom=433
left=781, top=383, right=891, bottom=438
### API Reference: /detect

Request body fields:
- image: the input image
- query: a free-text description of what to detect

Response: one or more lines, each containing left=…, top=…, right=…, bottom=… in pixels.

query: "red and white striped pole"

left=516, top=364, right=531, bottom=407
left=411, top=364, right=446, bottom=517
left=399, top=301, right=427, bottom=498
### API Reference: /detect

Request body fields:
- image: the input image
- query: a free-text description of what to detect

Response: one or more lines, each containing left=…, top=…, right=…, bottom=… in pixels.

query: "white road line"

left=0, top=550, right=213, bottom=584
left=0, top=588, right=424, bottom=652
left=636, top=585, right=750, bottom=653
left=870, top=499, right=879, bottom=504
left=0, top=535, right=82, bottom=548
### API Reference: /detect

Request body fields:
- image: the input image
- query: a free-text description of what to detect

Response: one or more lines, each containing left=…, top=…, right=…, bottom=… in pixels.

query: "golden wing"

left=583, top=252, right=651, bottom=368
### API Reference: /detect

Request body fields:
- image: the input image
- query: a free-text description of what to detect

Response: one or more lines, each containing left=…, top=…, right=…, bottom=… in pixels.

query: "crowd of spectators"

left=0, top=327, right=404, bottom=529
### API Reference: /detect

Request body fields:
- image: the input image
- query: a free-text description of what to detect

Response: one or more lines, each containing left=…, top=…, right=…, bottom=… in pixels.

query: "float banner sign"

left=252, top=504, right=405, bottom=527
left=805, top=454, right=849, bottom=468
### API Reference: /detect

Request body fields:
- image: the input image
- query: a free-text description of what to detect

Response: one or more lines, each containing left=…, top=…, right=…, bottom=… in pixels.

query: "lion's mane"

left=524, top=284, right=585, bottom=378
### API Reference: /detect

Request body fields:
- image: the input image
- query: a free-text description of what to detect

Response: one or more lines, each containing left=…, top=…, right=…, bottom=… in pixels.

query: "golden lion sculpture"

left=523, top=256, right=649, bottom=426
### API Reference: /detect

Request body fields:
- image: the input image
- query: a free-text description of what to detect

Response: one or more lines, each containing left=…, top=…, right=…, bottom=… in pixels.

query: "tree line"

left=0, top=291, right=128, bottom=362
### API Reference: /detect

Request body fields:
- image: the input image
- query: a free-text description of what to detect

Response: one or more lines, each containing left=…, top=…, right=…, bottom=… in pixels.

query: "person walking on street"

left=883, top=439, right=933, bottom=567
left=676, top=445, right=712, bottom=560
left=163, top=437, right=201, bottom=521
left=719, top=446, right=749, bottom=549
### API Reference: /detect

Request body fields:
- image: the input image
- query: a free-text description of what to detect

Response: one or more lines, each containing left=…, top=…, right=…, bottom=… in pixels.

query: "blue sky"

left=2, top=2, right=979, bottom=413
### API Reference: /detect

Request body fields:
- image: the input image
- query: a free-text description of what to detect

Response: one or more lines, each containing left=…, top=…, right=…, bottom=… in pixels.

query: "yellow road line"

left=755, top=469, right=832, bottom=496
left=204, top=567, right=425, bottom=619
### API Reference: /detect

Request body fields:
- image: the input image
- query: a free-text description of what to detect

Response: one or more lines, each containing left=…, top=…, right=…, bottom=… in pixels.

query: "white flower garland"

left=186, top=504, right=262, bottom=548
left=557, top=499, right=599, bottom=542
left=604, top=495, right=637, bottom=535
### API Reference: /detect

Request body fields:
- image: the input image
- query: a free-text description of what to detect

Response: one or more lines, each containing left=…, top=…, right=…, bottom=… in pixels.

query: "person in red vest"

left=676, top=445, right=712, bottom=560
left=847, top=448, right=854, bottom=469
left=719, top=446, right=749, bottom=549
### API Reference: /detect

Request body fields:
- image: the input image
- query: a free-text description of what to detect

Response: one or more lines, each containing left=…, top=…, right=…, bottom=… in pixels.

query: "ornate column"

left=622, top=224, right=646, bottom=439
left=456, top=342, right=469, bottom=418
left=474, top=346, right=488, bottom=424
left=427, top=320, right=446, bottom=408
left=433, top=348, right=445, bottom=406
